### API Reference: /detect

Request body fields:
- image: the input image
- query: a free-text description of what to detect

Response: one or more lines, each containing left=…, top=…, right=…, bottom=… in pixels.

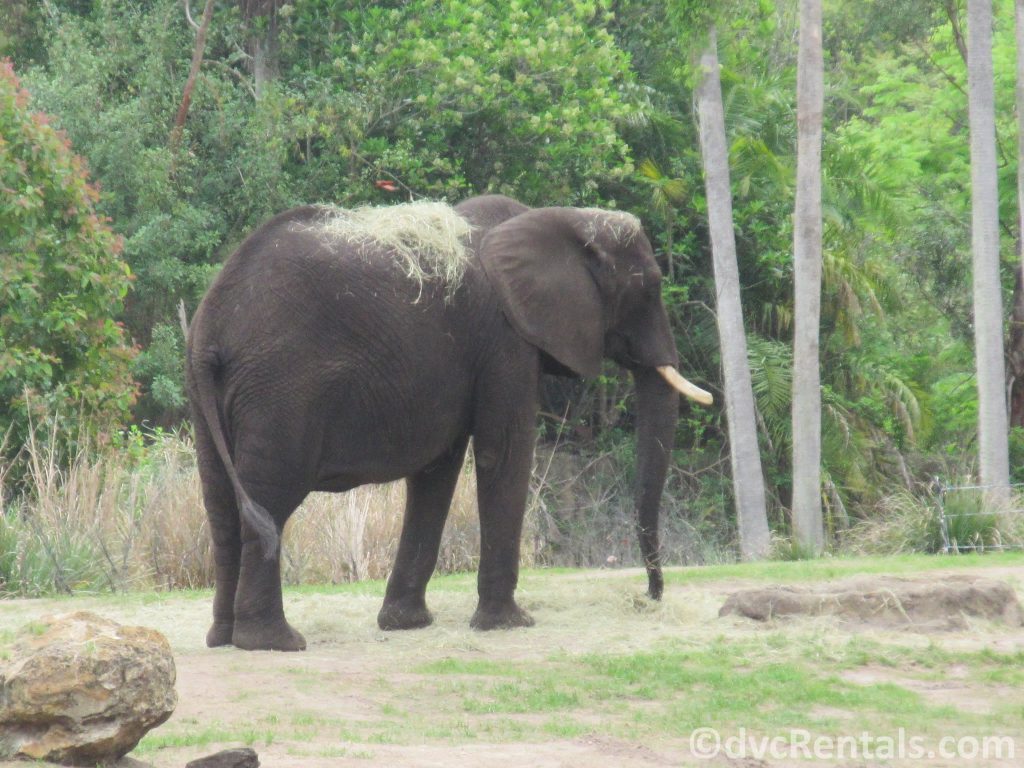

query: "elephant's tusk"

left=656, top=366, right=714, bottom=406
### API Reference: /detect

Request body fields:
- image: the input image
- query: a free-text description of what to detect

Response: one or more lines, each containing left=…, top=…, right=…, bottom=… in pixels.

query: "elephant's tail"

left=190, top=349, right=280, bottom=561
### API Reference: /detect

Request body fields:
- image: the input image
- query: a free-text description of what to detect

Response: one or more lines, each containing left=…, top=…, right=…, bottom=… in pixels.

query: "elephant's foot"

left=377, top=598, right=434, bottom=631
left=232, top=617, right=307, bottom=651
left=206, top=621, right=235, bottom=648
left=470, top=599, right=534, bottom=630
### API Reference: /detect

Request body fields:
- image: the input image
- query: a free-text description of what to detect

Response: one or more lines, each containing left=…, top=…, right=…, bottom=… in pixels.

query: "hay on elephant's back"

left=576, top=208, right=643, bottom=245
left=314, top=201, right=474, bottom=295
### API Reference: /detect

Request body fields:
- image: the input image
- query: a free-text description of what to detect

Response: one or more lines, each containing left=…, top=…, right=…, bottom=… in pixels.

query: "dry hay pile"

left=576, top=207, right=643, bottom=245
left=719, top=575, right=1024, bottom=631
left=312, top=201, right=473, bottom=296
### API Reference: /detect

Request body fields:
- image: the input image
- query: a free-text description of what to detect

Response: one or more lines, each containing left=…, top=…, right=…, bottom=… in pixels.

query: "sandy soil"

left=1, top=562, right=1023, bottom=767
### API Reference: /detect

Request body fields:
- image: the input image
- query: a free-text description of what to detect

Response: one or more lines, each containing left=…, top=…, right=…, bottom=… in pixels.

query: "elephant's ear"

left=478, top=208, right=607, bottom=378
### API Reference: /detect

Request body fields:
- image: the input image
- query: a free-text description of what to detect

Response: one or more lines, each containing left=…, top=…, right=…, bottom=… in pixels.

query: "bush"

left=838, top=488, right=1024, bottom=556
left=0, top=59, right=135, bottom=471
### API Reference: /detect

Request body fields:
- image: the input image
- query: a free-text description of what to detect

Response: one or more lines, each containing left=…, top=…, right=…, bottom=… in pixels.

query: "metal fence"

left=934, top=480, right=1024, bottom=554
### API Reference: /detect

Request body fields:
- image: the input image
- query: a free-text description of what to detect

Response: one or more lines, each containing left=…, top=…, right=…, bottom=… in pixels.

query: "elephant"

left=185, top=193, right=711, bottom=651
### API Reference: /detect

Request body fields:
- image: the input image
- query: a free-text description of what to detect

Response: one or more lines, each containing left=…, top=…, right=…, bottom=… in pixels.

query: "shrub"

left=0, top=59, right=135, bottom=471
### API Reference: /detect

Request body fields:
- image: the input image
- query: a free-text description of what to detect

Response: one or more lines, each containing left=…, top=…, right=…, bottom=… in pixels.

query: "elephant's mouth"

left=605, top=333, right=712, bottom=405
left=605, top=331, right=643, bottom=368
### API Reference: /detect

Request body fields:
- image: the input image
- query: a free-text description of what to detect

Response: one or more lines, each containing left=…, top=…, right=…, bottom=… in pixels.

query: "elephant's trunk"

left=632, top=366, right=680, bottom=600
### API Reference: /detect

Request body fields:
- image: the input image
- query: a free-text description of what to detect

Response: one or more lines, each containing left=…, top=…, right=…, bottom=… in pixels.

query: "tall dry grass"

left=1, top=423, right=722, bottom=597
left=838, top=488, right=1024, bottom=556
left=1, top=423, right=213, bottom=594
left=0, top=426, right=506, bottom=595
left=281, top=465, right=485, bottom=585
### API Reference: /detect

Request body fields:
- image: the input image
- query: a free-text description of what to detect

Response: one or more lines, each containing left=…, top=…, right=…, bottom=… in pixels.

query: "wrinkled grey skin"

left=186, top=194, right=679, bottom=651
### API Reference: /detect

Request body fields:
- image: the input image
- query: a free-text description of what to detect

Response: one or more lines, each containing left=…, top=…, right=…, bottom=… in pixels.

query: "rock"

left=719, top=575, right=1024, bottom=631
left=0, top=611, right=176, bottom=766
left=185, top=747, right=260, bottom=768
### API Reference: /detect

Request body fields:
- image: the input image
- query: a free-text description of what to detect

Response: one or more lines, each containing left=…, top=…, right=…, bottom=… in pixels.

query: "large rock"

left=0, top=611, right=176, bottom=765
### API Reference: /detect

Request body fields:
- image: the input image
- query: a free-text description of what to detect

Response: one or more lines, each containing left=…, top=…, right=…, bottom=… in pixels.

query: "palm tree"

left=792, top=0, right=826, bottom=552
left=695, top=27, right=771, bottom=560
left=966, top=0, right=1010, bottom=494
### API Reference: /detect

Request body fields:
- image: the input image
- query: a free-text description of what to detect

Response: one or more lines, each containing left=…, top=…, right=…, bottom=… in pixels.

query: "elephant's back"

left=189, top=204, right=502, bottom=381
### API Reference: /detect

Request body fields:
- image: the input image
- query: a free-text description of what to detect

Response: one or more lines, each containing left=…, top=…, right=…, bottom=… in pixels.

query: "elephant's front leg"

left=378, top=437, right=469, bottom=630
left=469, top=382, right=537, bottom=630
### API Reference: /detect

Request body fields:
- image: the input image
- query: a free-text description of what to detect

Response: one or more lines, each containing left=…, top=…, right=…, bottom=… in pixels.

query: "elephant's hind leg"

left=195, top=424, right=241, bottom=648
left=231, top=474, right=308, bottom=651
left=378, top=436, right=469, bottom=630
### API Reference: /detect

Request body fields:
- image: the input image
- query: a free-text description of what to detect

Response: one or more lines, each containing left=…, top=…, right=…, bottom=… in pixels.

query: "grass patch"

left=577, top=641, right=940, bottom=734
left=291, top=551, right=1023, bottom=605
left=406, top=631, right=1022, bottom=747
left=661, top=551, right=1024, bottom=587
left=462, top=680, right=582, bottom=714
left=542, top=719, right=593, bottom=738
left=418, top=658, right=522, bottom=676
left=135, top=724, right=254, bottom=755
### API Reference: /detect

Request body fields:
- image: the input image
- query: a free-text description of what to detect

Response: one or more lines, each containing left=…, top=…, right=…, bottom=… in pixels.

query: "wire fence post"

left=933, top=477, right=951, bottom=554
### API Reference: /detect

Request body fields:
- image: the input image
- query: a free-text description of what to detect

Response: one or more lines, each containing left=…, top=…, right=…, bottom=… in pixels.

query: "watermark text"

left=690, top=727, right=1015, bottom=761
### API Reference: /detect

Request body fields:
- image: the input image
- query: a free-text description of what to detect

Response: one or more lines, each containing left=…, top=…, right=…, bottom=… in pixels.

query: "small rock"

left=115, top=759, right=158, bottom=768
left=185, top=747, right=260, bottom=768
left=0, top=611, right=176, bottom=766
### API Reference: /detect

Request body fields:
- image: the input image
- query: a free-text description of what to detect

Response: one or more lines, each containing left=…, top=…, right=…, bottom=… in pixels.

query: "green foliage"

left=132, top=323, right=187, bottom=424
left=286, top=0, right=640, bottom=203
left=0, top=508, right=105, bottom=596
left=0, top=59, right=135, bottom=463
left=0, top=1, right=48, bottom=64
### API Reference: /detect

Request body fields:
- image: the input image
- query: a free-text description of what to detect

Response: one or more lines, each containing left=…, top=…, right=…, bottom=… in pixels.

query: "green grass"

left=661, top=551, right=1024, bottom=586
left=3, top=550, right=1019, bottom=607
left=418, top=658, right=522, bottom=676
left=411, top=630, right=1024, bottom=745
left=290, top=550, right=1024, bottom=601
left=135, top=724, right=260, bottom=755
left=462, top=680, right=582, bottom=714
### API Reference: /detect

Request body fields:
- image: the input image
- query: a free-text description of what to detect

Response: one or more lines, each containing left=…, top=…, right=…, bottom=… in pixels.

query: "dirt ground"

left=2, top=561, right=1023, bottom=768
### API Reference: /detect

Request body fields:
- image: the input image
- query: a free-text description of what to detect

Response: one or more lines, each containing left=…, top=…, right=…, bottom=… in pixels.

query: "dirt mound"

left=718, top=575, right=1023, bottom=630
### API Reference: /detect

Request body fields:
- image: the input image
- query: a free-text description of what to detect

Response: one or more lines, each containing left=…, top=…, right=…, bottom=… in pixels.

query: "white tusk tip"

left=656, top=366, right=714, bottom=406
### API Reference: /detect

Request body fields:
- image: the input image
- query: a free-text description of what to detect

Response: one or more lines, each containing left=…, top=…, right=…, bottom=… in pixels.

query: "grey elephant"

left=185, top=194, right=710, bottom=651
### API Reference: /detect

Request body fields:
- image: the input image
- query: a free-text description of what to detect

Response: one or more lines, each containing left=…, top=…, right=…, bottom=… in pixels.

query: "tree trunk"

left=1009, top=0, right=1024, bottom=429
left=170, top=0, right=215, bottom=151
left=241, top=0, right=279, bottom=98
left=967, top=0, right=1011, bottom=493
left=695, top=27, right=771, bottom=561
left=1009, top=268, right=1024, bottom=428
left=791, top=0, right=825, bottom=553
